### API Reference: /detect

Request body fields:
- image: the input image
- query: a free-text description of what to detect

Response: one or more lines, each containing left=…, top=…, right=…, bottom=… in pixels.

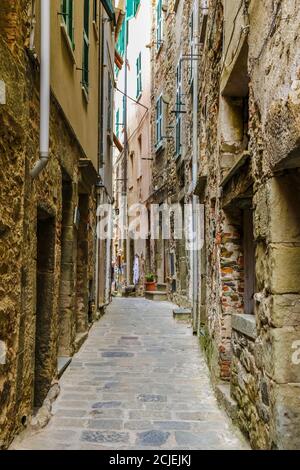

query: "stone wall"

left=0, top=1, right=97, bottom=448
left=150, top=0, right=194, bottom=307
left=197, top=0, right=300, bottom=450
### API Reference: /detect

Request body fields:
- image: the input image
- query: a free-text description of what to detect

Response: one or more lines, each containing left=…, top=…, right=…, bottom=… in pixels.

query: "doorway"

left=34, top=209, right=55, bottom=408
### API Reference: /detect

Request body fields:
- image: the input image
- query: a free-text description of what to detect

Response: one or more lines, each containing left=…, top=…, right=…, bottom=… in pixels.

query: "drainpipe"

left=30, top=0, right=50, bottom=179
left=192, top=0, right=200, bottom=332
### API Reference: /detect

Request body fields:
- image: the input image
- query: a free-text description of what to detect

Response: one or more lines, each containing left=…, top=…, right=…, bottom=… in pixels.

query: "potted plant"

left=145, top=273, right=157, bottom=292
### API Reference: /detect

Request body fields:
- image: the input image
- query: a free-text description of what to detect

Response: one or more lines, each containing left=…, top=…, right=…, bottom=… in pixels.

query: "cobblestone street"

left=12, top=298, right=247, bottom=450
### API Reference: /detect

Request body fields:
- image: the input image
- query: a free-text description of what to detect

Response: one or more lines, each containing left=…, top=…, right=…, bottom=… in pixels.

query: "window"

left=175, top=59, right=182, bottom=157
left=156, top=0, right=163, bottom=50
left=82, top=0, right=90, bottom=92
left=107, top=75, right=113, bottom=132
left=117, top=20, right=126, bottom=57
left=136, top=52, right=142, bottom=99
left=127, top=0, right=141, bottom=19
left=156, top=95, right=163, bottom=147
left=61, top=0, right=74, bottom=47
left=115, top=109, right=120, bottom=138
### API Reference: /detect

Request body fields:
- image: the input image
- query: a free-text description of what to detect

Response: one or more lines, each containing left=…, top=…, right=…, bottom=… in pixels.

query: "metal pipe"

left=192, top=0, right=200, bottom=333
left=30, top=0, right=50, bottom=179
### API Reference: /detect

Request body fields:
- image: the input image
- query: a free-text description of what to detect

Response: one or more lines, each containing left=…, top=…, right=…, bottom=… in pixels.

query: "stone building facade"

left=195, top=0, right=300, bottom=451
left=150, top=0, right=300, bottom=450
left=149, top=0, right=198, bottom=308
left=0, top=0, right=116, bottom=448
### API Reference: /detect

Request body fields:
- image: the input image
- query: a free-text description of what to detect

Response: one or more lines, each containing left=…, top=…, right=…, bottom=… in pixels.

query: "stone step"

left=156, top=283, right=167, bottom=292
left=215, top=383, right=238, bottom=422
left=173, top=308, right=192, bottom=321
left=145, top=291, right=168, bottom=301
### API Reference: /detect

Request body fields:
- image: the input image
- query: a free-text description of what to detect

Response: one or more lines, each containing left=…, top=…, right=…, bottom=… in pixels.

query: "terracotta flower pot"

left=145, top=281, right=157, bottom=292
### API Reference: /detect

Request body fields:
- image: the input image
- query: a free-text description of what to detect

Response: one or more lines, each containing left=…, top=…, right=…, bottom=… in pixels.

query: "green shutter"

left=82, top=0, right=90, bottom=90
left=126, top=0, right=135, bottom=19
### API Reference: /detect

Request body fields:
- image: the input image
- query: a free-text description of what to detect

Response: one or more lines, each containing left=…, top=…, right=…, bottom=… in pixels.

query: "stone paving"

left=12, top=298, right=248, bottom=450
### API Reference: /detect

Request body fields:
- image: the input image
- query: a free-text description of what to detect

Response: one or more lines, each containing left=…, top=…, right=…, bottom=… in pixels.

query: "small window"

left=175, top=59, right=182, bottom=157
left=115, top=109, right=120, bottom=138
left=82, top=0, right=90, bottom=92
left=136, top=52, right=142, bottom=99
left=156, top=95, right=163, bottom=147
left=61, top=0, right=74, bottom=47
left=156, top=0, right=163, bottom=51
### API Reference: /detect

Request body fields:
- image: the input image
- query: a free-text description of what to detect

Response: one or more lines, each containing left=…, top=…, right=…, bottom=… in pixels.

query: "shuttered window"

left=62, top=0, right=74, bottom=48
left=82, top=0, right=90, bottom=91
left=156, top=0, right=163, bottom=50
left=136, top=52, right=142, bottom=99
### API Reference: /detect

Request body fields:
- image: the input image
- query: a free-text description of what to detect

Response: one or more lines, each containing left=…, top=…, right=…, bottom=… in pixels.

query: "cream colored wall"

left=35, top=0, right=101, bottom=170
left=126, top=0, right=152, bottom=209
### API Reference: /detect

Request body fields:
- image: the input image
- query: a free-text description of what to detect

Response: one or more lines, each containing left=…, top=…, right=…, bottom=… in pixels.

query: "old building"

left=113, top=0, right=152, bottom=293
left=149, top=0, right=300, bottom=450
left=195, top=0, right=300, bottom=450
left=149, top=0, right=200, bottom=308
left=0, top=0, right=117, bottom=448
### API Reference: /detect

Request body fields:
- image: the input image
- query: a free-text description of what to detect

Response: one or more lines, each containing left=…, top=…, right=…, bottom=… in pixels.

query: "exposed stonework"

left=196, top=0, right=300, bottom=450
left=0, top=1, right=103, bottom=449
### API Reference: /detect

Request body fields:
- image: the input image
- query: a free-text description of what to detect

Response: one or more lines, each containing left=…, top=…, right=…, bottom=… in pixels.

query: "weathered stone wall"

left=150, top=0, right=194, bottom=307
left=0, top=1, right=96, bottom=448
left=197, top=0, right=300, bottom=450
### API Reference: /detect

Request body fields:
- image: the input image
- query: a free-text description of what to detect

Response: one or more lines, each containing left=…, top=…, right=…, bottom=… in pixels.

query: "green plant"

left=145, top=273, right=155, bottom=283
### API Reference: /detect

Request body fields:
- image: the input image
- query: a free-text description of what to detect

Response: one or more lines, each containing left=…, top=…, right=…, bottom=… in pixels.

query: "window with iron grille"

left=136, top=52, right=142, bottom=99
left=82, top=0, right=90, bottom=91
left=61, top=0, right=74, bottom=48
left=156, top=95, right=163, bottom=147
left=175, top=59, right=182, bottom=157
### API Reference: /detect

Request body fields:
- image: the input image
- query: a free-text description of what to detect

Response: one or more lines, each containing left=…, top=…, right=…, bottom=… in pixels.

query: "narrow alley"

left=12, top=298, right=247, bottom=450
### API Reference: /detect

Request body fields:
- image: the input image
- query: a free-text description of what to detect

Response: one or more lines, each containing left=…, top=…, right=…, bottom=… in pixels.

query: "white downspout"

left=192, top=0, right=200, bottom=332
left=31, top=0, right=51, bottom=179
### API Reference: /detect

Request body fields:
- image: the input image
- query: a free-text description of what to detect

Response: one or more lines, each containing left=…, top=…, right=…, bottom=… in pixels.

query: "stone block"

left=259, top=294, right=300, bottom=328
left=0, top=340, right=7, bottom=365
left=0, top=80, right=6, bottom=104
left=253, top=185, right=269, bottom=240
left=262, top=327, right=300, bottom=383
left=269, top=245, right=300, bottom=294
left=232, top=314, right=257, bottom=339
left=173, top=308, right=191, bottom=321
left=272, top=383, right=300, bottom=450
left=268, top=175, right=300, bottom=243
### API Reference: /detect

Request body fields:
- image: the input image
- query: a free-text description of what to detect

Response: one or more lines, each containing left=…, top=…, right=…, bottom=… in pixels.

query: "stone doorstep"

left=231, top=314, right=257, bottom=340
left=215, top=383, right=238, bottom=422
left=145, top=291, right=168, bottom=301
left=57, top=356, right=72, bottom=379
left=173, top=308, right=192, bottom=321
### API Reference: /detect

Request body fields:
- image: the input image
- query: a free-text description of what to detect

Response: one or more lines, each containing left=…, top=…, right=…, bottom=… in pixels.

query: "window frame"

left=156, top=0, right=163, bottom=51
left=82, top=0, right=90, bottom=94
left=61, top=0, right=75, bottom=48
